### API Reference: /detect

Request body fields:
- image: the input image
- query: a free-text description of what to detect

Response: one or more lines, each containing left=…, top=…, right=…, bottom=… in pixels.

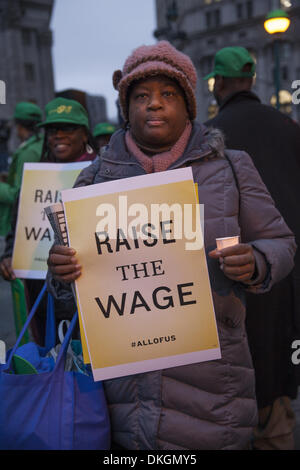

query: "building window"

left=271, top=65, right=289, bottom=82
left=214, top=9, right=220, bottom=26
left=281, top=42, right=292, bottom=60
left=206, top=8, right=221, bottom=29
left=282, top=66, right=289, bottom=81
left=206, top=11, right=212, bottom=28
left=246, top=1, right=253, bottom=18
left=207, top=38, right=216, bottom=46
left=236, top=1, right=253, bottom=20
left=22, top=29, right=32, bottom=46
left=24, top=63, right=35, bottom=82
left=269, top=0, right=279, bottom=8
left=272, top=42, right=292, bottom=62
left=237, top=3, right=243, bottom=19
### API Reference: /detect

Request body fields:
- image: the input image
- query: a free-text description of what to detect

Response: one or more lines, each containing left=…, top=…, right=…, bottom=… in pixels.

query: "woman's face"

left=128, top=75, right=189, bottom=153
left=46, top=124, right=87, bottom=162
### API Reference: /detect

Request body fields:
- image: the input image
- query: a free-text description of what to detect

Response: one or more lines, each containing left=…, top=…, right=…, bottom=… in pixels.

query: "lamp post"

left=264, top=9, right=291, bottom=110
left=154, top=0, right=187, bottom=43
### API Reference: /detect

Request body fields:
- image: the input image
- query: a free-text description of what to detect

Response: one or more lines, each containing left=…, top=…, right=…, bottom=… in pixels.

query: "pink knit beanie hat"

left=113, top=40, right=197, bottom=122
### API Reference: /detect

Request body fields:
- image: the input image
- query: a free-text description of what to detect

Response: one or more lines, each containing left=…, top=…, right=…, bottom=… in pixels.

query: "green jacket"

left=0, top=133, right=43, bottom=236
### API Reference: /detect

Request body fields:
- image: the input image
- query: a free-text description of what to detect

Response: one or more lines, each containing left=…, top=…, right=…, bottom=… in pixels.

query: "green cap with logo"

left=13, top=102, right=43, bottom=122
left=38, top=97, right=89, bottom=129
left=93, top=122, right=116, bottom=138
left=203, top=47, right=255, bottom=80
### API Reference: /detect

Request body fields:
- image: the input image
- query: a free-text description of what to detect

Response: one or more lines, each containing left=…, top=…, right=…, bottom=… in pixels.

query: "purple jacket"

left=47, top=122, right=296, bottom=450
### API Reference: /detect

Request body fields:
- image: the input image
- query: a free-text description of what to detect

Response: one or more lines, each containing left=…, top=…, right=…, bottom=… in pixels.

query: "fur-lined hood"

left=203, top=125, right=226, bottom=157
left=77, top=121, right=227, bottom=188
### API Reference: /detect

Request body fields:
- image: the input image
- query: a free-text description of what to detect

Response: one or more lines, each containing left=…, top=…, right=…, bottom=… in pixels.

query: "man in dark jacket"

left=204, top=46, right=300, bottom=450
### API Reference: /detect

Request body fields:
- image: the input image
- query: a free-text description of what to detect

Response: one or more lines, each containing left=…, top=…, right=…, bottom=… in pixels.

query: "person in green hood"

left=0, top=102, right=44, bottom=236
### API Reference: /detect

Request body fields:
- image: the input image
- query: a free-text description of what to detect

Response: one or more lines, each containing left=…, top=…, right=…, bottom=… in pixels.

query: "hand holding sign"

left=0, top=257, right=16, bottom=281
left=12, top=162, right=90, bottom=279
left=47, top=245, right=81, bottom=283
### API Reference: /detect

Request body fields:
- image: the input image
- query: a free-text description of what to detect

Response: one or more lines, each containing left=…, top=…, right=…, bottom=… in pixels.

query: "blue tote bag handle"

left=5, top=282, right=56, bottom=371
left=40, top=291, right=56, bottom=355
left=54, top=309, right=79, bottom=373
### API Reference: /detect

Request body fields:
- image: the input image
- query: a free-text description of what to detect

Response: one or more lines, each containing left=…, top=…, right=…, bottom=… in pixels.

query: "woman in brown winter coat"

left=46, top=41, right=296, bottom=450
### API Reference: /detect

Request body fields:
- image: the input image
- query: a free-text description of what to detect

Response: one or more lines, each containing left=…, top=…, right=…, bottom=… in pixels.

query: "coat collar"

left=102, top=121, right=225, bottom=170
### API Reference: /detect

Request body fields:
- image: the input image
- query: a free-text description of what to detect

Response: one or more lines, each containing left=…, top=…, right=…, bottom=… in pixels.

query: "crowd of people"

left=0, top=40, right=299, bottom=451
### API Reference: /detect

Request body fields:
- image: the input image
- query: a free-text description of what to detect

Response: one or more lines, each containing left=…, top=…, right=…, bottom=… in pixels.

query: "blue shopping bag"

left=0, top=283, right=111, bottom=450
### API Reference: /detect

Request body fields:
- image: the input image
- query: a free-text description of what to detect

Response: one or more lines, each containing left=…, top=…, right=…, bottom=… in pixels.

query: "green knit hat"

left=204, top=47, right=255, bottom=80
left=39, top=97, right=89, bottom=129
left=13, top=102, right=42, bottom=122
left=93, top=122, right=116, bottom=138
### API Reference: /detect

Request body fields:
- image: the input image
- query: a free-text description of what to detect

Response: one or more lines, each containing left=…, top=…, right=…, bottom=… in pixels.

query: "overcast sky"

left=50, top=0, right=157, bottom=121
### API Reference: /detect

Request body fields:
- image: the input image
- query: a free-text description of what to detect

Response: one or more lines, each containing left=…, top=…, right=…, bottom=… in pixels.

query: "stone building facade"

left=0, top=0, right=55, bottom=121
left=0, top=0, right=109, bottom=153
left=155, top=0, right=300, bottom=123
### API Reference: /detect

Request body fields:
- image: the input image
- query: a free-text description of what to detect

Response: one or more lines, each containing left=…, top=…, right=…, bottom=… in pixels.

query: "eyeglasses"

left=46, top=124, right=81, bottom=135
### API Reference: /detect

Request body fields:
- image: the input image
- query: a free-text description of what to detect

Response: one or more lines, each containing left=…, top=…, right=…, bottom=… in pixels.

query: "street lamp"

left=264, top=9, right=290, bottom=34
left=264, top=9, right=291, bottom=110
left=154, top=0, right=187, bottom=42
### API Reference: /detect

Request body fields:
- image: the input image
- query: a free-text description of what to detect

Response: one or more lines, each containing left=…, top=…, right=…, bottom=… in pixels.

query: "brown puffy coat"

left=47, top=122, right=296, bottom=450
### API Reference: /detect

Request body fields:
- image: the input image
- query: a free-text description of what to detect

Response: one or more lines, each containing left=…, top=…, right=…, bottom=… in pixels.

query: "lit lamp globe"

left=264, top=9, right=290, bottom=35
